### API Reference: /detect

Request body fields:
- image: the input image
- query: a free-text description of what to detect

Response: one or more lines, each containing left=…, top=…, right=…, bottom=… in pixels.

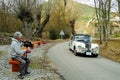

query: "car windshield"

left=75, top=35, right=92, bottom=42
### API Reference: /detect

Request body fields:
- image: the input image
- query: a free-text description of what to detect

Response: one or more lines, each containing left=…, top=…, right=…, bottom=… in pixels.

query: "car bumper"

left=77, top=52, right=98, bottom=56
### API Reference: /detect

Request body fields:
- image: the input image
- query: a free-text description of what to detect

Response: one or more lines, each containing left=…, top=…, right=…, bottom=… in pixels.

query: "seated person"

left=10, top=31, right=31, bottom=79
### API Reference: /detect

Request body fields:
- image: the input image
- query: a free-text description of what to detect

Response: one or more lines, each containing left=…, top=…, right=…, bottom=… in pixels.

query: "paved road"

left=47, top=42, right=120, bottom=80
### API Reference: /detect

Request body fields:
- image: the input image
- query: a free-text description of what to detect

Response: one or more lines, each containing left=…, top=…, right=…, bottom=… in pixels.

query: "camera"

left=23, top=41, right=32, bottom=48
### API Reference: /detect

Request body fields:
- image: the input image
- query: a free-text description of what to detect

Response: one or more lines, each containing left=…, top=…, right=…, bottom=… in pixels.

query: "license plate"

left=86, top=52, right=91, bottom=55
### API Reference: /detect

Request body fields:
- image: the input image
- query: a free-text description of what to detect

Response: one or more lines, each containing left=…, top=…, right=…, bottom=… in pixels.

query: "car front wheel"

left=93, top=54, right=98, bottom=57
left=74, top=49, right=78, bottom=56
left=69, top=48, right=72, bottom=51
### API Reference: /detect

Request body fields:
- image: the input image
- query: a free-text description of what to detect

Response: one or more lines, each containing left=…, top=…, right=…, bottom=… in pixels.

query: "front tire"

left=74, top=49, right=78, bottom=56
left=93, top=54, right=98, bottom=57
left=69, top=48, right=72, bottom=51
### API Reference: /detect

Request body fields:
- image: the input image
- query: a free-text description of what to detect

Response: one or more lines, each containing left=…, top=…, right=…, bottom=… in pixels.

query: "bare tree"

left=94, top=0, right=103, bottom=44
left=94, top=0, right=111, bottom=46
left=49, top=0, right=79, bottom=35
left=11, top=0, right=37, bottom=39
left=69, top=0, right=80, bottom=35
left=7, top=0, right=58, bottom=38
left=0, top=0, right=11, bottom=32
left=117, top=0, right=120, bottom=24
left=33, top=0, right=56, bottom=38
left=0, top=0, right=7, bottom=31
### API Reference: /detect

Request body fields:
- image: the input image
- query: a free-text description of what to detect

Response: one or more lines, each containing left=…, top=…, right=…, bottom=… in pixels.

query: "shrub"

left=49, top=28, right=58, bottom=40
left=64, top=32, right=70, bottom=39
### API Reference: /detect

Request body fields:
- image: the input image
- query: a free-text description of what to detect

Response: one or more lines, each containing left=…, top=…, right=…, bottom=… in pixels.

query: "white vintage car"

left=69, top=34, right=99, bottom=57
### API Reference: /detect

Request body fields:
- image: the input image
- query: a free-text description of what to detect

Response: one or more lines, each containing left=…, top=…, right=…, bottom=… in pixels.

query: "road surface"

left=47, top=42, right=120, bottom=80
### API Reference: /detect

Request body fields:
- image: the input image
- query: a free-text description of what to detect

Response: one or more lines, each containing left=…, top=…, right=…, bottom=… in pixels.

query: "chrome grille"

left=85, top=43, right=91, bottom=50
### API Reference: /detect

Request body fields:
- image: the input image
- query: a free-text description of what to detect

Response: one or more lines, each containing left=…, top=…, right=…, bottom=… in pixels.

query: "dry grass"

left=94, top=40, right=120, bottom=63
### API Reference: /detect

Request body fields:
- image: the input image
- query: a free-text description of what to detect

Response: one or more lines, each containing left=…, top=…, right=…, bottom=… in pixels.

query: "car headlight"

left=78, top=46, right=86, bottom=53
left=92, top=47, right=99, bottom=53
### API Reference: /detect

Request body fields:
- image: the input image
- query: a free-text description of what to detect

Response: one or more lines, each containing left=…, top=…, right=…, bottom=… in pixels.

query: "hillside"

left=75, top=2, right=95, bottom=23
left=72, top=1, right=96, bottom=35
left=67, top=0, right=95, bottom=24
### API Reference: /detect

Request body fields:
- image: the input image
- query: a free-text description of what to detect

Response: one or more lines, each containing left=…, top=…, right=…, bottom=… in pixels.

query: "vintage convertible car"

left=69, top=34, right=99, bottom=57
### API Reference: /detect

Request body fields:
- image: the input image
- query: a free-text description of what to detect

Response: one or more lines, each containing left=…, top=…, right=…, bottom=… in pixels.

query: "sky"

left=74, top=0, right=118, bottom=12
left=74, top=0, right=95, bottom=7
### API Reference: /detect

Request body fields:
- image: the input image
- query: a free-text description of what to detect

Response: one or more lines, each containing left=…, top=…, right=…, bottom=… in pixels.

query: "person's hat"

left=13, top=31, right=22, bottom=38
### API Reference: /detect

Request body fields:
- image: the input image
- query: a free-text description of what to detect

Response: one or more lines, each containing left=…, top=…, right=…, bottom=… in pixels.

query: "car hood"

left=75, top=41, right=99, bottom=49
left=75, top=42, right=85, bottom=48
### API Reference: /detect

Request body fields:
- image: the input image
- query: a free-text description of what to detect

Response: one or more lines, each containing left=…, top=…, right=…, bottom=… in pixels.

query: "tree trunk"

left=105, top=0, right=111, bottom=46
left=98, top=25, right=103, bottom=44
left=24, top=21, right=29, bottom=39
left=118, top=0, right=120, bottom=25
left=36, top=14, right=50, bottom=38
left=36, top=11, right=41, bottom=28
left=23, top=21, right=32, bottom=39
left=94, top=0, right=103, bottom=44
left=63, top=0, right=67, bottom=6
left=70, top=19, right=76, bottom=35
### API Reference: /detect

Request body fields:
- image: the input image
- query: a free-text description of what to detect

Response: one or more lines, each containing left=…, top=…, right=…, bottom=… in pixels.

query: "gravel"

left=0, top=43, right=63, bottom=80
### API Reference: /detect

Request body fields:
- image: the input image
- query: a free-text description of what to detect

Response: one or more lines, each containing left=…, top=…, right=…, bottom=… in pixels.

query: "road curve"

left=47, top=42, right=120, bottom=80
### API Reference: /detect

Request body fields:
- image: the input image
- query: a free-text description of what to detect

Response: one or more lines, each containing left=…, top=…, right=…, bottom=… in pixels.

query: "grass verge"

left=94, top=39, right=120, bottom=63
